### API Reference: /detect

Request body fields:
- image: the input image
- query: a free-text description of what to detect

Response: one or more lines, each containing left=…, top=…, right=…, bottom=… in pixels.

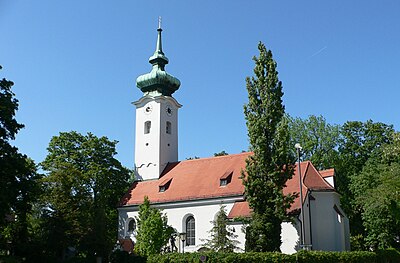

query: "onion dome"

left=136, top=25, right=181, bottom=96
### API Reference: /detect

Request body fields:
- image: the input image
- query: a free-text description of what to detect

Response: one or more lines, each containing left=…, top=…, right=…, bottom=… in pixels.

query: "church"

left=117, top=25, right=350, bottom=254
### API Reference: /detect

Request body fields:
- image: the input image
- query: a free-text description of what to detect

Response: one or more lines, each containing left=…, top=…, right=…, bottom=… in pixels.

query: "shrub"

left=122, top=249, right=400, bottom=263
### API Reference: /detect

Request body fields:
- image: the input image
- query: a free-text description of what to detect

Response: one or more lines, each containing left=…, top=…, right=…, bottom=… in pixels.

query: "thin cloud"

left=309, top=46, right=327, bottom=58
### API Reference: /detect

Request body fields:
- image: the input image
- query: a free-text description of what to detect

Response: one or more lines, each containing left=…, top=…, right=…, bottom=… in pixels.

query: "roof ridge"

left=180, top=152, right=251, bottom=163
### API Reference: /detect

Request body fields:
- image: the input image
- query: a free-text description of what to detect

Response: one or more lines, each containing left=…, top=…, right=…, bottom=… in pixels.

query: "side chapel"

left=117, top=25, right=350, bottom=254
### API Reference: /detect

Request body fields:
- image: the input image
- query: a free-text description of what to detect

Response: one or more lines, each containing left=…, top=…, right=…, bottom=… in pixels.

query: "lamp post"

left=179, top=232, right=186, bottom=253
left=295, top=143, right=306, bottom=250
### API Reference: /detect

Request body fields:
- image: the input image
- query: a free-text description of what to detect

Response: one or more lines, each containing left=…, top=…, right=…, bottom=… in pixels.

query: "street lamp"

left=179, top=232, right=186, bottom=253
left=295, top=143, right=306, bottom=250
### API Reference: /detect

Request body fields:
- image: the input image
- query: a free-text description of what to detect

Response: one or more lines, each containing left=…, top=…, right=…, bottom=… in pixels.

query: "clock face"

left=165, top=105, right=173, bottom=116
left=144, top=104, right=153, bottom=114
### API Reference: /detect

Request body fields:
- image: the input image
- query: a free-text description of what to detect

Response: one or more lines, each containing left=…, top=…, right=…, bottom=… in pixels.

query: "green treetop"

left=0, top=66, right=41, bottom=257
left=201, top=205, right=239, bottom=252
left=134, top=196, right=174, bottom=257
left=41, top=131, right=131, bottom=260
left=242, top=42, right=295, bottom=252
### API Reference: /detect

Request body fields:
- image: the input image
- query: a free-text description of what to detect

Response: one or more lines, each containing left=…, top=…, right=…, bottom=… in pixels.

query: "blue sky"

left=1, top=1, right=399, bottom=168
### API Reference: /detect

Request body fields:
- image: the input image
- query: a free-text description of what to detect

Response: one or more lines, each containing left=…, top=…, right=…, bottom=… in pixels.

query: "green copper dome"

left=136, top=27, right=181, bottom=96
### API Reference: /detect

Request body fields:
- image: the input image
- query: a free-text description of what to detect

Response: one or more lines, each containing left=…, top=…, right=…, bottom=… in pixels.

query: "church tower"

left=133, top=23, right=181, bottom=181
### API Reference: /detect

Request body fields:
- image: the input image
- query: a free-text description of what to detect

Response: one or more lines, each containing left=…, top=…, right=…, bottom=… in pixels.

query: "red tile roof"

left=319, top=168, right=335, bottom=178
left=228, top=201, right=251, bottom=219
left=120, top=152, right=334, bottom=218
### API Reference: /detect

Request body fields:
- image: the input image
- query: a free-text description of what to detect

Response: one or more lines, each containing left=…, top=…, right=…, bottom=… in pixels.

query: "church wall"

left=309, top=191, right=350, bottom=251
left=118, top=198, right=246, bottom=252
left=118, top=198, right=308, bottom=254
left=119, top=193, right=351, bottom=253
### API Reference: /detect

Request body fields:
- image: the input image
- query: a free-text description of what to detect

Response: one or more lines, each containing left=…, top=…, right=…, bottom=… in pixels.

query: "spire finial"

left=155, top=17, right=163, bottom=54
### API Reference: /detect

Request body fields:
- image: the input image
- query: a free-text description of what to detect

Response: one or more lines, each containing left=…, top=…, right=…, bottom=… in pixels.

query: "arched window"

left=127, top=218, right=136, bottom=233
left=186, top=216, right=195, bottom=246
left=166, top=121, right=171, bottom=134
left=144, top=121, right=151, bottom=134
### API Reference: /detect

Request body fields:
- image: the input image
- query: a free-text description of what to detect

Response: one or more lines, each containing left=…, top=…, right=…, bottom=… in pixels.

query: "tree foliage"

left=40, top=131, right=131, bottom=260
left=350, top=132, right=400, bottom=250
left=134, top=196, right=174, bottom=257
left=201, top=205, right=239, bottom=252
left=336, top=120, right=394, bottom=237
left=0, top=66, right=41, bottom=256
left=214, top=151, right=228, bottom=157
left=287, top=116, right=399, bottom=250
left=242, top=42, right=295, bottom=252
left=287, top=115, right=340, bottom=170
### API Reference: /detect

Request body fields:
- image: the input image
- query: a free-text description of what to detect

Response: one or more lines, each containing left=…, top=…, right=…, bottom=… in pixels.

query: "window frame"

left=185, top=216, right=196, bottom=246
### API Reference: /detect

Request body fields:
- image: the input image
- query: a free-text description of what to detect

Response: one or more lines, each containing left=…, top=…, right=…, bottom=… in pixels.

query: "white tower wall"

left=133, top=94, right=181, bottom=180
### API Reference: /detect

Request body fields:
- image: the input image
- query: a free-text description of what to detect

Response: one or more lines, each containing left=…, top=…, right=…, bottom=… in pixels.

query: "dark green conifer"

left=243, top=42, right=295, bottom=252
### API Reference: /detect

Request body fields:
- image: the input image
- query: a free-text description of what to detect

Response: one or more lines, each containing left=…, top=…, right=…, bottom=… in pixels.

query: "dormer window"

left=159, top=178, right=172, bottom=192
left=144, top=121, right=151, bottom=134
left=220, top=171, right=233, bottom=187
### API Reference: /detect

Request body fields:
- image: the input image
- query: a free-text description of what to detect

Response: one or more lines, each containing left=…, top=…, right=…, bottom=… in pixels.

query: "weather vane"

left=158, top=16, right=162, bottom=29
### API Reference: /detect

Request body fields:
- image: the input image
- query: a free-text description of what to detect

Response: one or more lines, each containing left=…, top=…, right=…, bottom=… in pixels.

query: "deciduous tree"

left=0, top=66, right=41, bottom=256
left=336, top=120, right=394, bottom=239
left=351, top=132, right=400, bottom=250
left=242, top=43, right=295, bottom=252
left=41, top=131, right=131, bottom=260
left=134, top=196, right=174, bottom=256
left=287, top=115, right=340, bottom=170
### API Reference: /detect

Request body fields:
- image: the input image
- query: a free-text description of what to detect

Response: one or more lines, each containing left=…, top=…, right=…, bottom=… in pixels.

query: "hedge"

left=144, top=249, right=400, bottom=263
left=2, top=249, right=399, bottom=263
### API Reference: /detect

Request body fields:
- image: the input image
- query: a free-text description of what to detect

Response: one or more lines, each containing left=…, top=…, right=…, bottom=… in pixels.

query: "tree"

left=0, top=65, right=24, bottom=227
left=201, top=205, right=239, bottom=252
left=214, top=151, right=228, bottom=157
left=41, top=131, right=131, bottom=260
left=350, top=132, right=400, bottom=250
left=134, top=196, right=174, bottom=257
left=336, top=120, right=394, bottom=238
left=0, top=66, right=41, bottom=256
left=287, top=115, right=340, bottom=170
left=242, top=42, right=295, bottom=252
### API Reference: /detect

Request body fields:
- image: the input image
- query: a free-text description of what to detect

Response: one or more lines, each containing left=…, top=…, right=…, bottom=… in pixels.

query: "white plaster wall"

left=118, top=198, right=245, bottom=252
left=118, top=192, right=350, bottom=253
left=133, top=95, right=181, bottom=180
left=309, top=191, right=350, bottom=251
left=280, top=222, right=300, bottom=254
left=323, top=176, right=335, bottom=188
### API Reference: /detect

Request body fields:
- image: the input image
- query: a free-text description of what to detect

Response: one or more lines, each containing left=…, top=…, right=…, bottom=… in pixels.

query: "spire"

left=136, top=19, right=181, bottom=96
left=148, top=17, right=169, bottom=68
left=155, top=16, right=163, bottom=54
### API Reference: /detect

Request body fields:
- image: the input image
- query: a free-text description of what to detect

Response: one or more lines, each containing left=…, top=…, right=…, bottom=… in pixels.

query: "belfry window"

left=186, top=216, right=195, bottom=246
left=166, top=121, right=171, bottom=134
left=144, top=121, right=151, bottom=134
